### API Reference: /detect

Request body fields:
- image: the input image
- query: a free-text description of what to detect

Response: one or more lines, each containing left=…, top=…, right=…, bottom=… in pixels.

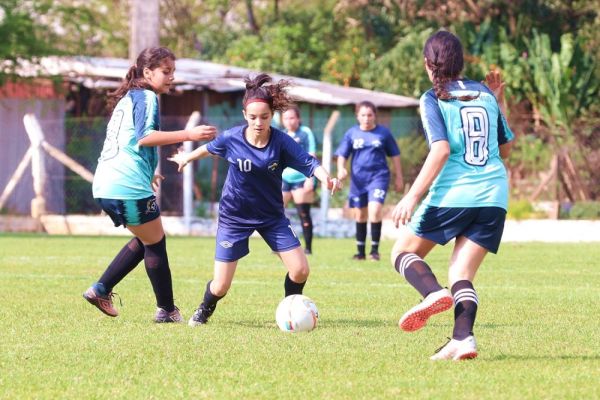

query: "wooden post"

left=129, top=0, right=160, bottom=62
left=183, top=111, right=201, bottom=233
left=0, top=147, right=33, bottom=210
left=319, top=110, right=340, bottom=237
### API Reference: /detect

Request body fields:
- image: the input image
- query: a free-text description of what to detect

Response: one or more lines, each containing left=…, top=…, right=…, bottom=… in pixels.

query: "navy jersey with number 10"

left=207, top=125, right=320, bottom=228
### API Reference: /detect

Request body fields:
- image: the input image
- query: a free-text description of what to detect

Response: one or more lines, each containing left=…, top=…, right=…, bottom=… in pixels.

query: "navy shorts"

left=409, top=206, right=507, bottom=254
left=348, top=179, right=389, bottom=208
left=282, top=179, right=305, bottom=192
left=96, top=196, right=160, bottom=227
left=215, top=217, right=301, bottom=262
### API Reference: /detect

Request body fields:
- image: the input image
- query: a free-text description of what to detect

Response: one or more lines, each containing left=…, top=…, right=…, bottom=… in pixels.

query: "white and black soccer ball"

left=275, top=295, right=319, bottom=333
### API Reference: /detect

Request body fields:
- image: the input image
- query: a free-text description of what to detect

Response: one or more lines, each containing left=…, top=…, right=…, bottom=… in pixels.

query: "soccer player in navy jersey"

left=281, top=106, right=317, bottom=254
left=83, top=47, right=216, bottom=322
left=336, top=101, right=404, bottom=261
left=389, top=31, right=514, bottom=360
left=168, top=73, right=342, bottom=327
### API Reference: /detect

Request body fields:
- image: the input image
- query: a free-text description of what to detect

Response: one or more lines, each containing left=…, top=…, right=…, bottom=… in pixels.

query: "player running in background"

left=335, top=101, right=403, bottom=261
left=168, top=73, right=342, bottom=327
left=390, top=30, right=514, bottom=360
left=83, top=47, right=216, bottom=322
left=281, top=106, right=317, bottom=255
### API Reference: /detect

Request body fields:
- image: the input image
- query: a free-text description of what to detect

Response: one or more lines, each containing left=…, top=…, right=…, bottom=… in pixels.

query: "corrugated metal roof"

left=23, top=56, right=420, bottom=108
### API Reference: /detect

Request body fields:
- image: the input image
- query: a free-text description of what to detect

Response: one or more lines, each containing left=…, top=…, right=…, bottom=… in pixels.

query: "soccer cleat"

left=304, top=248, right=312, bottom=255
left=188, top=304, right=216, bottom=327
left=398, top=288, right=453, bottom=332
left=369, top=252, right=381, bottom=261
left=83, top=286, right=119, bottom=317
left=352, top=253, right=366, bottom=261
left=430, top=335, right=478, bottom=361
left=154, top=306, right=184, bottom=323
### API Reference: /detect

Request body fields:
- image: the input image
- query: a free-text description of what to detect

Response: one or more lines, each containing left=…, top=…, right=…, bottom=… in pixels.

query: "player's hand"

left=484, top=69, right=505, bottom=100
left=327, top=177, right=342, bottom=195
left=151, top=174, right=165, bottom=192
left=337, top=168, right=348, bottom=181
left=167, top=151, right=190, bottom=173
left=188, top=125, right=217, bottom=142
left=303, top=177, right=314, bottom=192
left=391, top=194, right=419, bottom=228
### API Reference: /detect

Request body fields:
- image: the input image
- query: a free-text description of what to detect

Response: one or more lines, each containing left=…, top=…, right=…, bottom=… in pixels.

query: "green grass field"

left=1, top=234, right=599, bottom=399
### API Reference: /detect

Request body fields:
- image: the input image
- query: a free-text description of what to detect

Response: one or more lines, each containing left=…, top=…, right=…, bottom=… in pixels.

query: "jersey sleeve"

left=304, top=126, right=317, bottom=154
left=420, top=90, right=448, bottom=145
left=497, top=112, right=515, bottom=145
left=282, top=134, right=319, bottom=177
left=206, top=130, right=229, bottom=158
left=334, top=130, right=352, bottom=158
left=383, top=127, right=401, bottom=156
left=132, top=90, right=160, bottom=141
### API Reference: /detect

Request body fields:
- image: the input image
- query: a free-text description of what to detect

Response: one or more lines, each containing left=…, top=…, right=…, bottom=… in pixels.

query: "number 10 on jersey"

left=237, top=158, right=252, bottom=172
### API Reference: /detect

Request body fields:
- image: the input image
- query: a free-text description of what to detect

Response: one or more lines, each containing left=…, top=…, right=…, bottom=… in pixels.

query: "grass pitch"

left=0, top=234, right=599, bottom=399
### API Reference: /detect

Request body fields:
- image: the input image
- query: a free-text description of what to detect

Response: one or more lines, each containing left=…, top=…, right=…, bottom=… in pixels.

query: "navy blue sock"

left=143, top=236, right=175, bottom=312
left=394, top=252, right=443, bottom=298
left=297, top=203, right=313, bottom=252
left=284, top=273, right=306, bottom=297
left=452, top=280, right=479, bottom=340
left=356, top=222, right=367, bottom=256
left=98, top=237, right=144, bottom=292
left=200, top=280, right=224, bottom=312
left=370, top=222, right=382, bottom=254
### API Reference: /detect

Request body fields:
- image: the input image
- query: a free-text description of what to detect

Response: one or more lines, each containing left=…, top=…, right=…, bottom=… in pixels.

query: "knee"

left=289, top=264, right=310, bottom=283
left=210, top=280, right=231, bottom=297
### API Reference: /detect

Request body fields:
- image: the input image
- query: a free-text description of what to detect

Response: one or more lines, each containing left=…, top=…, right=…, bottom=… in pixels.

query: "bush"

left=562, top=202, right=600, bottom=220
left=507, top=199, right=546, bottom=220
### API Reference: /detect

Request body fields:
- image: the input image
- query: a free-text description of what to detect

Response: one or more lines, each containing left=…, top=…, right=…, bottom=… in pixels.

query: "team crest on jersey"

left=371, top=139, right=382, bottom=148
left=268, top=160, right=279, bottom=172
left=219, top=241, right=233, bottom=248
left=145, top=198, right=158, bottom=214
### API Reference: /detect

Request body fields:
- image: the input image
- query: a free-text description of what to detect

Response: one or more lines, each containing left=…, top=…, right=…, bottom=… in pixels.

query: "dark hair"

left=243, top=73, right=293, bottom=113
left=423, top=31, right=477, bottom=101
left=355, top=101, right=377, bottom=115
left=284, top=105, right=301, bottom=119
left=107, top=47, right=176, bottom=110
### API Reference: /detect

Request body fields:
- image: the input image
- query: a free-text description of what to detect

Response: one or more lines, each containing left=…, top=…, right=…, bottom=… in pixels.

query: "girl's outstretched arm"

left=313, top=166, right=343, bottom=195
left=168, top=144, right=211, bottom=172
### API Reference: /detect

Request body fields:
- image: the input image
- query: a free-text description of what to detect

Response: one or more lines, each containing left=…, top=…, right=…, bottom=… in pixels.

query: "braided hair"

left=423, top=31, right=477, bottom=101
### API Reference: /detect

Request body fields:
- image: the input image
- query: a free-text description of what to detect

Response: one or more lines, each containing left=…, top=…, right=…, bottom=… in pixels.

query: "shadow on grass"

left=488, top=354, right=600, bottom=361
left=228, top=318, right=390, bottom=329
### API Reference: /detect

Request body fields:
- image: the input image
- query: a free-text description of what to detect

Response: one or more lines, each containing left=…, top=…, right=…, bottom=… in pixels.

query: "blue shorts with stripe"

left=215, top=217, right=301, bottom=262
left=348, top=179, right=389, bottom=208
left=95, top=196, right=160, bottom=227
left=409, top=206, right=507, bottom=254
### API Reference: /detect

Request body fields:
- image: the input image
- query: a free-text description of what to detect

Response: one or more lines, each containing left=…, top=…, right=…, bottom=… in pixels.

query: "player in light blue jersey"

left=169, top=74, right=342, bottom=327
left=389, top=31, right=514, bottom=360
left=83, top=47, right=216, bottom=323
left=281, top=106, right=317, bottom=254
left=336, top=101, right=404, bottom=261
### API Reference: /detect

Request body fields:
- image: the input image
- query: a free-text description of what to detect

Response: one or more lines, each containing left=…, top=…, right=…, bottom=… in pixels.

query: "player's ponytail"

left=107, top=47, right=176, bottom=111
left=243, top=73, right=294, bottom=113
left=423, top=31, right=477, bottom=102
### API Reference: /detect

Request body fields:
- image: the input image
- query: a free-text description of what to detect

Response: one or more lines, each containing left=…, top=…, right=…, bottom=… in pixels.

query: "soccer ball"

left=275, top=295, right=319, bottom=332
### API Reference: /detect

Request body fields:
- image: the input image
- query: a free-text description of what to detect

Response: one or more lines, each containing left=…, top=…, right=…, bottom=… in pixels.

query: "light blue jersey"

left=282, top=125, right=317, bottom=184
left=93, top=89, right=160, bottom=200
left=419, top=79, right=514, bottom=210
